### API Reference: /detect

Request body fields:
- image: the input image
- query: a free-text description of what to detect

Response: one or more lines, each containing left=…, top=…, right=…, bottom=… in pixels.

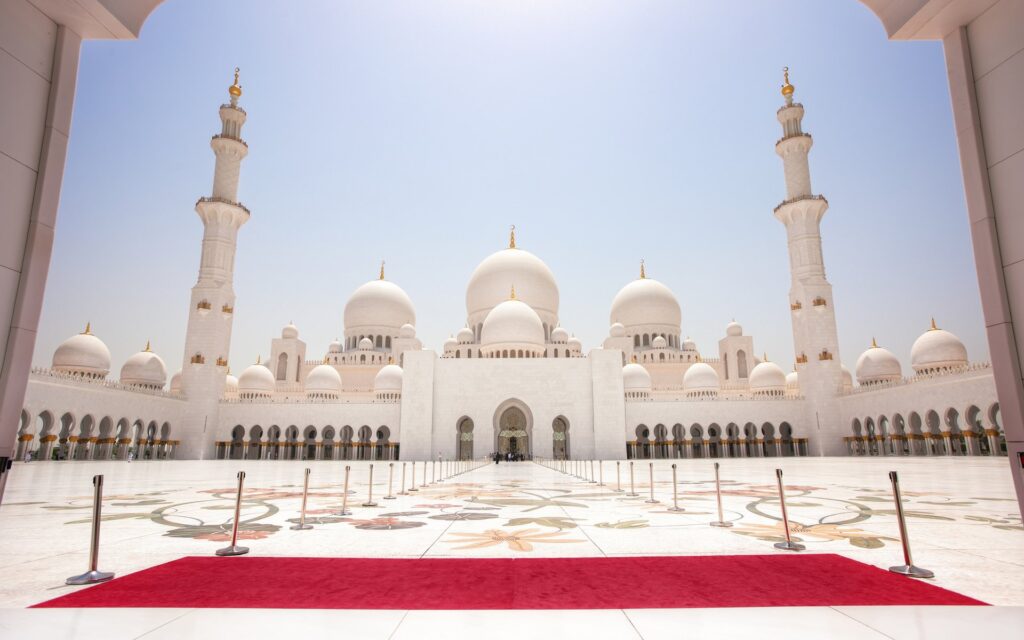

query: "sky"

left=35, top=0, right=987, bottom=380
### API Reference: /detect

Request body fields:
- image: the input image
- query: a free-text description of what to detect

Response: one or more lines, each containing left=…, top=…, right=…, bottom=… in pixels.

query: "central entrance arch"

left=494, top=401, right=532, bottom=458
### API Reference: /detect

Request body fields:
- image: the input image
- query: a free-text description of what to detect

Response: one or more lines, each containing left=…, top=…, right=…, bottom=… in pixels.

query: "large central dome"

left=609, top=276, right=681, bottom=330
left=344, top=278, right=416, bottom=334
left=466, top=232, right=559, bottom=331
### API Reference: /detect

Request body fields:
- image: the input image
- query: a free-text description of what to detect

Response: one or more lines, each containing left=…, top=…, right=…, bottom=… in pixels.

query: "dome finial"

left=510, top=284, right=517, bottom=300
left=144, top=340, right=151, bottom=352
left=255, top=354, right=261, bottom=365
left=930, top=317, right=938, bottom=331
left=323, top=356, right=329, bottom=365
left=640, top=259, right=646, bottom=279
left=509, top=225, right=516, bottom=249
left=871, top=337, right=878, bottom=348
left=763, top=352, right=769, bottom=362
left=82, top=322, right=91, bottom=335
left=781, top=66, right=794, bottom=104
left=228, top=67, right=242, bottom=102
left=379, top=260, right=385, bottom=280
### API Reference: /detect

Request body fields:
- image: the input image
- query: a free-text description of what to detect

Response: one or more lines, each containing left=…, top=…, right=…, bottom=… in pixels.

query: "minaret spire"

left=509, top=225, right=516, bottom=249
left=639, top=259, right=646, bottom=279
left=379, top=261, right=385, bottom=280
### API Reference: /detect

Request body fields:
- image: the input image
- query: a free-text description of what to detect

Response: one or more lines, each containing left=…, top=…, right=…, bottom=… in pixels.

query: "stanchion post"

left=66, top=474, right=115, bottom=584
left=431, top=460, right=436, bottom=484
left=337, top=465, right=353, bottom=515
left=290, top=467, right=314, bottom=530
left=645, top=462, right=660, bottom=503
left=615, top=461, right=623, bottom=492
left=710, top=461, right=732, bottom=527
left=409, top=461, right=419, bottom=492
left=627, top=461, right=639, bottom=497
left=216, top=471, right=251, bottom=556
left=422, top=459, right=428, bottom=487
left=399, top=462, right=408, bottom=495
left=887, top=470, right=934, bottom=578
left=668, top=464, right=684, bottom=512
left=363, top=464, right=378, bottom=507
left=384, top=462, right=396, bottom=499
left=772, top=468, right=804, bottom=551
left=589, top=460, right=596, bottom=483
left=598, top=460, right=605, bottom=486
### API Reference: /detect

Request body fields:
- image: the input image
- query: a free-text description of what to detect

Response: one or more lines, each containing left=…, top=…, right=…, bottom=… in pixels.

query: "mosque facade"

left=12, top=71, right=1005, bottom=463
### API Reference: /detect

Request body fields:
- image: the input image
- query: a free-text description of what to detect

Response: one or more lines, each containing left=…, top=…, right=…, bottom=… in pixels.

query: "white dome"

left=52, top=327, right=111, bottom=377
left=567, top=335, right=582, bottom=350
left=170, top=370, right=182, bottom=394
left=609, top=277, right=681, bottom=330
left=305, top=363, right=342, bottom=394
left=609, top=322, right=626, bottom=338
left=224, top=373, right=238, bottom=392
left=281, top=322, right=299, bottom=339
left=344, top=278, right=416, bottom=333
left=682, top=337, right=697, bottom=351
left=467, top=246, right=559, bottom=328
left=374, top=363, right=404, bottom=391
left=551, top=327, right=569, bottom=343
left=911, top=323, right=968, bottom=373
left=119, top=344, right=167, bottom=388
left=652, top=335, right=667, bottom=348
left=785, top=371, right=799, bottom=387
left=328, top=339, right=342, bottom=354
left=855, top=342, right=902, bottom=385
left=481, top=298, right=545, bottom=347
left=399, top=323, right=416, bottom=339
left=726, top=321, right=743, bottom=337
left=841, top=364, right=853, bottom=391
left=683, top=362, right=719, bottom=391
left=622, top=362, right=652, bottom=391
left=443, top=335, right=458, bottom=350
left=457, top=327, right=474, bottom=344
left=358, top=337, right=373, bottom=350
left=238, top=362, right=275, bottom=395
left=749, top=360, right=786, bottom=390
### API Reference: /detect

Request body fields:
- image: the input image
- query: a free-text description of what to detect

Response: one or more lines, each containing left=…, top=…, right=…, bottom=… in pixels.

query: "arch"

left=634, top=424, right=651, bottom=459
left=322, top=425, right=336, bottom=460
left=338, top=425, right=354, bottom=460
left=653, top=423, right=668, bottom=459
left=493, top=400, right=533, bottom=459
left=743, top=422, right=757, bottom=457
left=552, top=416, right=569, bottom=460
left=285, top=425, right=299, bottom=460
left=779, top=422, right=794, bottom=457
left=303, top=425, right=318, bottom=460
left=761, top=422, right=776, bottom=457
left=689, top=423, right=704, bottom=458
left=737, top=350, right=748, bottom=378
left=671, top=423, right=685, bottom=457
left=726, top=422, right=740, bottom=457
left=230, top=425, right=245, bottom=460
left=946, top=407, right=966, bottom=455
left=357, top=425, right=372, bottom=460
left=248, top=425, right=264, bottom=460
left=457, top=417, right=475, bottom=460
left=276, top=352, right=288, bottom=380
left=375, top=425, right=390, bottom=460
left=266, top=425, right=281, bottom=460
left=707, top=423, right=721, bottom=458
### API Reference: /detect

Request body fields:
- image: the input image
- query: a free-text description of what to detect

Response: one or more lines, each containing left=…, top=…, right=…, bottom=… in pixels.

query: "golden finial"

left=379, top=261, right=385, bottom=280
left=763, top=352, right=769, bottom=362
left=82, top=322, right=91, bottom=335
left=509, top=225, right=516, bottom=249
left=144, top=340, right=151, bottom=352
left=781, top=66, right=794, bottom=100
left=510, top=284, right=517, bottom=300
left=227, top=366, right=231, bottom=375
left=871, top=337, right=878, bottom=348
left=639, top=259, right=646, bottom=279
left=323, top=356, right=329, bottom=365
left=256, top=354, right=261, bottom=365
left=388, top=356, right=394, bottom=365
left=228, top=67, right=242, bottom=98
left=930, top=317, right=939, bottom=331
left=631, top=353, right=638, bottom=363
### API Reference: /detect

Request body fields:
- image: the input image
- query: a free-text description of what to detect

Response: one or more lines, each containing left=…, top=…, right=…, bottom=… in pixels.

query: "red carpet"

left=34, top=555, right=984, bottom=609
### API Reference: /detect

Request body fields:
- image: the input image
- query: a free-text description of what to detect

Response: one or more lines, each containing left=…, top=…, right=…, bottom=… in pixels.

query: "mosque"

left=12, top=70, right=1005, bottom=464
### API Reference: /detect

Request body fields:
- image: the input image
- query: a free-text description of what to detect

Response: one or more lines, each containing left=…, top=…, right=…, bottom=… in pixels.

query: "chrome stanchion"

left=422, top=460, right=428, bottom=487
left=337, top=465, right=352, bottom=515
left=362, top=463, right=378, bottom=507
left=887, top=471, right=934, bottom=578
left=589, top=460, right=597, bottom=483
left=668, top=464, right=684, bottom=512
left=66, top=474, right=115, bottom=584
left=384, top=462, right=396, bottom=500
left=598, top=460, right=605, bottom=486
left=627, top=461, right=639, bottom=496
left=290, top=467, right=313, bottom=530
left=409, top=461, right=419, bottom=492
left=216, top=471, right=251, bottom=556
left=399, top=462, right=408, bottom=495
left=614, top=461, right=623, bottom=492
left=772, top=468, right=804, bottom=551
left=645, top=462, right=660, bottom=503
left=431, top=460, right=436, bottom=484
left=710, top=462, right=732, bottom=527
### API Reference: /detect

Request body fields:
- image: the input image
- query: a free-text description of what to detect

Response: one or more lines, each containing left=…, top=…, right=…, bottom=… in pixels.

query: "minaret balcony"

left=211, top=133, right=248, bottom=148
left=774, top=132, right=813, bottom=155
left=196, top=196, right=251, bottom=216
left=773, top=194, right=827, bottom=214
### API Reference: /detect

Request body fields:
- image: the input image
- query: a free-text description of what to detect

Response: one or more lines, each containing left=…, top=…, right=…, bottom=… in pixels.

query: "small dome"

left=306, top=363, right=342, bottom=395
left=609, top=276, right=681, bottom=331
left=855, top=341, right=902, bottom=385
left=726, top=321, right=742, bottom=337
left=609, top=322, right=626, bottom=338
left=443, top=335, right=458, bottom=350
left=567, top=335, right=582, bottom=351
left=281, top=322, right=299, bottom=339
left=52, top=326, right=111, bottom=377
left=344, top=278, right=416, bottom=333
left=328, top=339, right=342, bottom=354
left=224, top=373, right=238, bottom=393
left=551, top=327, right=569, bottom=344
left=457, top=327, right=474, bottom=344
left=911, top=321, right=968, bottom=374
left=481, top=298, right=545, bottom=348
left=374, top=363, right=404, bottom=392
left=683, top=362, right=719, bottom=391
left=749, top=360, right=786, bottom=390
left=238, top=362, right=275, bottom=395
left=841, top=364, right=853, bottom=391
left=358, top=337, right=373, bottom=350
left=785, top=370, right=799, bottom=387
left=682, top=337, right=697, bottom=351
left=119, top=343, right=167, bottom=388
left=170, top=370, right=182, bottom=394
left=622, top=362, right=652, bottom=391
left=652, top=335, right=667, bottom=348
left=399, top=323, right=416, bottom=339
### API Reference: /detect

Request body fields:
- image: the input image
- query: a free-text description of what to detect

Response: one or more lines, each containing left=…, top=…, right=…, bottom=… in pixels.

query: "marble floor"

left=0, top=456, right=1021, bottom=638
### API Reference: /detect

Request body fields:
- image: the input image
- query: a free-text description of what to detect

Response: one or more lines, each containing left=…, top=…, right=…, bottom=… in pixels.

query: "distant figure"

left=23, top=450, right=31, bottom=464
left=127, top=449, right=135, bottom=462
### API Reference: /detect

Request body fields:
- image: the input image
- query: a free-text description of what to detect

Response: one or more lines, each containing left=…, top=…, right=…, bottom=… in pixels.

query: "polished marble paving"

left=0, top=457, right=1021, bottom=638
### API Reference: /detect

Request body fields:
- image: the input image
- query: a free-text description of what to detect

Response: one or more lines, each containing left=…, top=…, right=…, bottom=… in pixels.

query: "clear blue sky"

left=35, top=0, right=986, bottom=379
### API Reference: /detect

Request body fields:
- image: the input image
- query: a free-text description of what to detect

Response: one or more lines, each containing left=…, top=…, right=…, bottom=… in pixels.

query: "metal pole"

left=887, top=470, right=934, bottom=578
left=772, top=468, right=804, bottom=551
left=337, top=465, right=352, bottom=515
left=598, top=460, right=605, bottom=486
left=66, top=474, right=115, bottom=584
left=290, top=467, right=313, bottom=530
left=216, top=471, right=251, bottom=556
left=710, top=462, right=731, bottom=527
left=668, top=464, right=684, bottom=512
left=384, top=462, right=396, bottom=499
left=431, top=460, right=436, bottom=484
left=363, top=464, right=378, bottom=506
left=645, top=462, right=659, bottom=503
left=589, top=460, right=596, bottom=483
left=708, top=460, right=733, bottom=528
left=627, top=461, right=639, bottom=496
left=399, top=462, right=408, bottom=495
left=615, top=461, right=623, bottom=492
left=409, top=461, right=419, bottom=492
left=422, top=460, right=428, bottom=487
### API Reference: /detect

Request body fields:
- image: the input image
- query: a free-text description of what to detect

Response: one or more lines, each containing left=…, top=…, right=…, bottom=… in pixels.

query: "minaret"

left=772, top=68, right=843, bottom=455
left=179, top=68, right=251, bottom=459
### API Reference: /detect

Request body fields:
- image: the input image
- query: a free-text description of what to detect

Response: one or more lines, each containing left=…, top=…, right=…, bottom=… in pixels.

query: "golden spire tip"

left=871, top=337, right=878, bottom=348
left=510, top=284, right=517, bottom=300
left=228, top=67, right=242, bottom=99
left=256, top=354, right=261, bottom=365
left=144, top=340, right=151, bottom=352
left=930, top=317, right=938, bottom=331
left=640, top=259, right=646, bottom=279
left=781, top=66, right=794, bottom=101
left=509, top=225, right=516, bottom=249
left=379, top=260, right=385, bottom=280
left=83, top=322, right=91, bottom=335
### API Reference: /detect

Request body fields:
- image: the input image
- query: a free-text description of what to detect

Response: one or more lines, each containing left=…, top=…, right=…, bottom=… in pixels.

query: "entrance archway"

left=494, top=404, right=531, bottom=458
left=552, top=416, right=569, bottom=460
left=457, top=418, right=474, bottom=460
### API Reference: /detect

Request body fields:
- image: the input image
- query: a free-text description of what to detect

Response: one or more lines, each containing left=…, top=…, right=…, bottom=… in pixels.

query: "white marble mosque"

left=12, top=70, right=1004, bottom=466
